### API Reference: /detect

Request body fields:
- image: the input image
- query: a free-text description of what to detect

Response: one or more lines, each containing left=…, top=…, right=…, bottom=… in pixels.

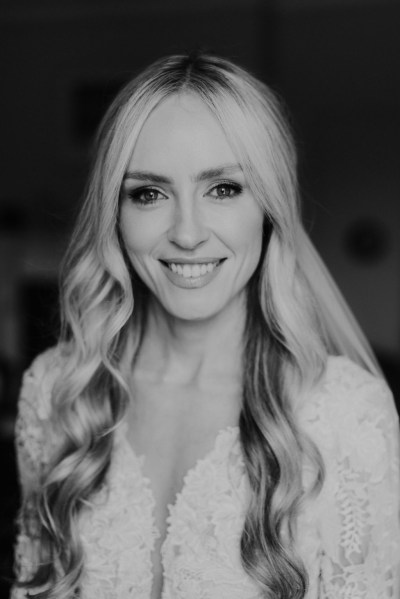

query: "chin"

left=159, top=295, right=228, bottom=323
left=166, top=305, right=222, bottom=323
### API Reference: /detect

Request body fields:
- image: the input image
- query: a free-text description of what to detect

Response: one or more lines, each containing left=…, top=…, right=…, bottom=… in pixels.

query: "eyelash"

left=126, top=181, right=243, bottom=206
left=127, top=187, right=166, bottom=206
left=207, top=181, right=243, bottom=199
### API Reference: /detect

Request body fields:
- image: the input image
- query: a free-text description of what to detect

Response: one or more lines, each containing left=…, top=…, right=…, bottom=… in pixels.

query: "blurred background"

left=0, top=0, right=399, bottom=594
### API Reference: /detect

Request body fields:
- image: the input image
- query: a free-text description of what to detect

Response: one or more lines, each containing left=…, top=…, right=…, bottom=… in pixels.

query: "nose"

left=167, top=200, right=209, bottom=250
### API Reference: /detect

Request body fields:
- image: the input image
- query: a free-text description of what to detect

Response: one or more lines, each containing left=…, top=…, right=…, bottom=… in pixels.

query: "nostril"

left=167, top=226, right=209, bottom=250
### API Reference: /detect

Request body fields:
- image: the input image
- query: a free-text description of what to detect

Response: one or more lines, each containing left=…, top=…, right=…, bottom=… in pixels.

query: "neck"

left=135, top=294, right=246, bottom=389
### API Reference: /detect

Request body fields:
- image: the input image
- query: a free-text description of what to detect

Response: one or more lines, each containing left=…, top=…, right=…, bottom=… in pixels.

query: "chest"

left=125, top=382, right=240, bottom=519
left=79, top=424, right=263, bottom=599
left=78, top=421, right=321, bottom=599
left=122, top=381, right=242, bottom=596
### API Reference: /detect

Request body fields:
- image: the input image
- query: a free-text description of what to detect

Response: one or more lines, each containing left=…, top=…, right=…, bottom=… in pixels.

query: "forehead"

left=128, top=93, right=238, bottom=172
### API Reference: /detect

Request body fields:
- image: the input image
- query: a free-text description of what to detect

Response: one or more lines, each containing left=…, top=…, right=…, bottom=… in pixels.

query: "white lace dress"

left=11, top=349, right=400, bottom=598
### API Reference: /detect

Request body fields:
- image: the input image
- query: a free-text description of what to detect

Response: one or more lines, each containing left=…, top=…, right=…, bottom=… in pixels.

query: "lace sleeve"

left=11, top=348, right=60, bottom=597
left=316, top=360, right=400, bottom=598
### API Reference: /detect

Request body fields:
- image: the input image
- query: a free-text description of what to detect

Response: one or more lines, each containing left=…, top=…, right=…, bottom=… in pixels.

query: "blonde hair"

left=19, top=53, right=380, bottom=598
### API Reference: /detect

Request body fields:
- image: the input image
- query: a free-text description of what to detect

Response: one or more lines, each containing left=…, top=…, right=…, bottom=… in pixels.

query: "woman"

left=12, top=53, right=399, bottom=599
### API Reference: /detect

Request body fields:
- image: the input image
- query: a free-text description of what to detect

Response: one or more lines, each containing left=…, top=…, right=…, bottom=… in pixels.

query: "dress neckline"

left=115, top=423, right=241, bottom=598
left=117, top=421, right=240, bottom=513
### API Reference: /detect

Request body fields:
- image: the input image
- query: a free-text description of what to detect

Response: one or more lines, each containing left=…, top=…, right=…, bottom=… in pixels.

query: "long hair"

left=19, top=53, right=380, bottom=598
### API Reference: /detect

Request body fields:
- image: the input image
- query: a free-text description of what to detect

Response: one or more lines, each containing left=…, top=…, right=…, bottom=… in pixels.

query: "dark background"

left=1, top=0, right=399, bottom=595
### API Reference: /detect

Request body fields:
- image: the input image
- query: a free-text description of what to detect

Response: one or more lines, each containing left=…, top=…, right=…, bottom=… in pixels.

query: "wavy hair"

left=18, top=53, right=380, bottom=598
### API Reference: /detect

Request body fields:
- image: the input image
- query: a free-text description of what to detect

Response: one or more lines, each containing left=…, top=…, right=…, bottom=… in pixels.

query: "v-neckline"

left=118, top=421, right=240, bottom=516
left=114, top=423, right=241, bottom=598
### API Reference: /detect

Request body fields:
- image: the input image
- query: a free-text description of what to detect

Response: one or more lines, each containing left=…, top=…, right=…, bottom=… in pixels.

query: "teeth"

left=191, top=264, right=201, bottom=278
left=166, top=261, right=220, bottom=278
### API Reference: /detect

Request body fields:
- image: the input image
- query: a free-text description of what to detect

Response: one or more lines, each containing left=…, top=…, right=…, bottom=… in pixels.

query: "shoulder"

left=320, top=355, right=396, bottom=427
left=300, top=356, right=398, bottom=470
left=15, top=345, right=66, bottom=491
left=301, top=355, right=399, bottom=482
left=18, top=345, right=65, bottom=421
left=324, top=354, right=392, bottom=399
left=17, top=346, right=65, bottom=419
left=303, top=355, right=397, bottom=426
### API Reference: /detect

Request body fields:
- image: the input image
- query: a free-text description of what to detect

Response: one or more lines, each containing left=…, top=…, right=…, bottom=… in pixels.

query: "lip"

left=159, top=258, right=226, bottom=289
left=159, top=257, right=225, bottom=265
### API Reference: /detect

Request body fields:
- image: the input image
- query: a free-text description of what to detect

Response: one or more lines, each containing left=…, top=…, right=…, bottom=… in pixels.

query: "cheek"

left=119, top=215, right=152, bottom=282
left=232, top=209, right=264, bottom=262
left=119, top=223, right=153, bottom=288
left=119, top=205, right=155, bottom=258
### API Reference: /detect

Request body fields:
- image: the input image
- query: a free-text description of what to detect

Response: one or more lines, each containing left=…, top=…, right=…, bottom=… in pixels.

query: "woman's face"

left=119, top=93, right=264, bottom=322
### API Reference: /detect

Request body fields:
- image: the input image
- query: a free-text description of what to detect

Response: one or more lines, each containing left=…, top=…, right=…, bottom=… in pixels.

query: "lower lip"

left=160, top=261, right=224, bottom=289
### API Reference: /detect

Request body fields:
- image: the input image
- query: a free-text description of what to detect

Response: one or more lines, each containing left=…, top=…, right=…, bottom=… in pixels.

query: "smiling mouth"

left=160, top=260, right=224, bottom=279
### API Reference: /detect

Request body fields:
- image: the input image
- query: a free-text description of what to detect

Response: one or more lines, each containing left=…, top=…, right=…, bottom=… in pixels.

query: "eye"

left=127, top=187, right=168, bottom=206
left=207, top=182, right=243, bottom=199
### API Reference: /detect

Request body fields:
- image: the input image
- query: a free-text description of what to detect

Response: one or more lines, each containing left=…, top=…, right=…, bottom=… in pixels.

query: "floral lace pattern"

left=11, top=350, right=400, bottom=598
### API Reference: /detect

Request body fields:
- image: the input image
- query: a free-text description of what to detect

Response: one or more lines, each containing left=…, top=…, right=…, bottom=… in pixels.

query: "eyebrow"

left=123, top=163, right=242, bottom=185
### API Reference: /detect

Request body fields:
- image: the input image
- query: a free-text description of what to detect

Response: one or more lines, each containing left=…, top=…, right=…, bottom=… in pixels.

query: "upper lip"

left=159, top=257, right=226, bottom=264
